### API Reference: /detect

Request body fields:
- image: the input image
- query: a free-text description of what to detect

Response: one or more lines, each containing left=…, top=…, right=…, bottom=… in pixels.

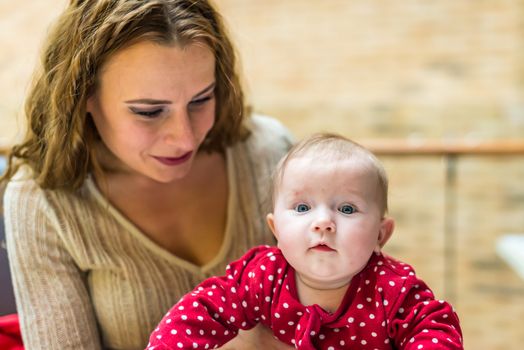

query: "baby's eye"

left=338, top=204, right=356, bottom=215
left=294, top=204, right=310, bottom=213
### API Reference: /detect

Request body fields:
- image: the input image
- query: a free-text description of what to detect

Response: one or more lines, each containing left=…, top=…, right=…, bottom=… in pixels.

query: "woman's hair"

left=271, top=133, right=390, bottom=216
left=2, top=0, right=248, bottom=190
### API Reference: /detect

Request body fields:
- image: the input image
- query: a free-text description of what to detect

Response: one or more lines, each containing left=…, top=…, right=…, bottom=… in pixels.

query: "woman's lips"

left=311, top=244, right=336, bottom=252
left=152, top=151, right=193, bottom=166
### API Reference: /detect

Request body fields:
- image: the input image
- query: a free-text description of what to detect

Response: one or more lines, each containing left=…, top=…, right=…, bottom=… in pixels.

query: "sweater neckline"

left=85, top=147, right=235, bottom=275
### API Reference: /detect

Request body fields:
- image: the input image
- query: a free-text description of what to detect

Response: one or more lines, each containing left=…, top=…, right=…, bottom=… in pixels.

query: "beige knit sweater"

left=4, top=115, right=292, bottom=350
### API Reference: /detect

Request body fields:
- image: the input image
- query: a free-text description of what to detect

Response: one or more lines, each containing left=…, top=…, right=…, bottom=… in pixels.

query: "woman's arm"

left=4, top=180, right=102, bottom=350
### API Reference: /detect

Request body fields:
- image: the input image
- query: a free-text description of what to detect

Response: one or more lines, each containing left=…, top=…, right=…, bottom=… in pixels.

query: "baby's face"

left=268, top=155, right=390, bottom=290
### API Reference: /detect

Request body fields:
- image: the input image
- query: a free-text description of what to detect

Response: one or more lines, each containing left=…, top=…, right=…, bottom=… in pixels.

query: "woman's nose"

left=164, top=109, right=194, bottom=146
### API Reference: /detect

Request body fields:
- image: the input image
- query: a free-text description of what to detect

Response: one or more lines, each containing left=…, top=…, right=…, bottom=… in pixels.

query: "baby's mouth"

left=311, top=243, right=336, bottom=252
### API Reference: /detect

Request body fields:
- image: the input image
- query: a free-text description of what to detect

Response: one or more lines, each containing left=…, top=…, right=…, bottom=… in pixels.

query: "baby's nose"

left=312, top=217, right=336, bottom=233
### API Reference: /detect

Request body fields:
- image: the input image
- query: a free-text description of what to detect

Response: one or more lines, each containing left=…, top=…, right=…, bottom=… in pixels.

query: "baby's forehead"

left=285, top=153, right=373, bottom=173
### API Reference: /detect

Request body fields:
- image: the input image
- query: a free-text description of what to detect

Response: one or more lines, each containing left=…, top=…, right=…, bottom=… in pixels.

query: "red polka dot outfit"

left=147, top=246, right=463, bottom=349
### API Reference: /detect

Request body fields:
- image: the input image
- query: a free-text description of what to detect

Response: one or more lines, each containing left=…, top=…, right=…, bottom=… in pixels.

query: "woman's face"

left=87, top=40, right=216, bottom=183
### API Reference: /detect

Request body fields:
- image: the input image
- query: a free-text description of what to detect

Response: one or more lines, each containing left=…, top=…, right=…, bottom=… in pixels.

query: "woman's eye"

left=294, top=204, right=310, bottom=213
left=131, top=108, right=163, bottom=118
left=338, top=204, right=356, bottom=215
left=189, top=95, right=214, bottom=108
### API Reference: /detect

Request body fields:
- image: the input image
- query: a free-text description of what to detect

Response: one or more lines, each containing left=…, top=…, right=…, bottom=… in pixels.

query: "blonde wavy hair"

left=2, top=0, right=248, bottom=190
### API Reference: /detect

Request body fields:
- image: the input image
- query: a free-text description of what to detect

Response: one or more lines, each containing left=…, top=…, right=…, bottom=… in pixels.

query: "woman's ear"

left=374, top=217, right=395, bottom=253
left=266, top=213, right=279, bottom=240
left=86, top=95, right=95, bottom=115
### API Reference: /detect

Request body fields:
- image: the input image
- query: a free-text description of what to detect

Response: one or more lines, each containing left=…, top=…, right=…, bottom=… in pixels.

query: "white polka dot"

left=432, top=338, right=438, bottom=344
left=340, top=340, right=345, bottom=345
left=288, top=321, right=294, bottom=326
left=319, top=334, right=325, bottom=340
left=359, top=322, right=366, bottom=327
left=371, top=332, right=377, bottom=337
left=348, top=317, right=354, bottom=323
left=177, top=343, right=183, bottom=348
left=166, top=319, right=172, bottom=324
left=369, top=313, right=375, bottom=319
left=310, top=331, right=316, bottom=336
left=417, top=345, right=423, bottom=349
left=361, top=340, right=367, bottom=345
left=261, top=265, right=266, bottom=271
left=197, top=316, right=204, bottom=321
left=181, top=315, right=188, bottom=320
left=274, top=312, right=280, bottom=318
left=193, top=343, right=198, bottom=349
left=178, top=306, right=185, bottom=310
left=268, top=275, right=274, bottom=281
left=230, top=316, right=235, bottom=322
left=207, top=291, right=213, bottom=296
left=357, top=304, right=364, bottom=309
left=389, top=281, right=395, bottom=286
left=399, top=308, right=404, bottom=313
left=350, top=336, right=356, bottom=340
left=186, top=329, right=191, bottom=335
left=383, top=300, right=389, bottom=306
left=171, top=329, right=177, bottom=335
left=156, top=335, right=162, bottom=339
left=283, top=302, right=289, bottom=308
left=280, top=329, right=285, bottom=334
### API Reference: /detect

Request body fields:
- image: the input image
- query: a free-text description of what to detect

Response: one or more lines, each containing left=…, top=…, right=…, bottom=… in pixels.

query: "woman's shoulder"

left=4, top=166, right=45, bottom=203
left=242, top=114, right=294, bottom=159
left=3, top=165, right=91, bottom=211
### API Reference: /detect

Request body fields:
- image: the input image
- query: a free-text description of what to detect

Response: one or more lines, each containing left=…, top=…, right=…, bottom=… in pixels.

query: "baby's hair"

left=271, top=133, right=389, bottom=216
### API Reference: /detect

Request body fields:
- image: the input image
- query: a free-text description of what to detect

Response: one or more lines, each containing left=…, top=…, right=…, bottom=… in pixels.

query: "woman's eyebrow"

left=124, top=82, right=216, bottom=105
left=192, top=81, right=216, bottom=98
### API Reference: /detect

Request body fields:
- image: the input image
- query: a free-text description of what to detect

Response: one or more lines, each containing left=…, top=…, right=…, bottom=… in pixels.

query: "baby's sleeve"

left=146, top=247, right=266, bottom=350
left=387, top=279, right=463, bottom=350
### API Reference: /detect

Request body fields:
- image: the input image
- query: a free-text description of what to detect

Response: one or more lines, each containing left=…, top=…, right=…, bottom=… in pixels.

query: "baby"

left=147, top=133, right=463, bottom=349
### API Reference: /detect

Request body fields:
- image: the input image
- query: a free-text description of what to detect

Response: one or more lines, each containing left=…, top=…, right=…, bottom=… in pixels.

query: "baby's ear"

left=374, top=217, right=395, bottom=253
left=266, top=213, right=278, bottom=240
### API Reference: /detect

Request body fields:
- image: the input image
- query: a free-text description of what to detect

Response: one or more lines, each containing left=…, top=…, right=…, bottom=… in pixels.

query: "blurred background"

left=1, top=1, right=524, bottom=349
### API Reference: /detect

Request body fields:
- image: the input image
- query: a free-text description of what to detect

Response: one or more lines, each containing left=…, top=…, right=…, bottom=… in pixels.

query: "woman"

left=2, top=0, right=293, bottom=349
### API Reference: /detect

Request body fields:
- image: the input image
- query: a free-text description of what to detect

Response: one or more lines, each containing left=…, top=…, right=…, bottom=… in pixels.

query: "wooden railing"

left=360, top=139, right=524, bottom=303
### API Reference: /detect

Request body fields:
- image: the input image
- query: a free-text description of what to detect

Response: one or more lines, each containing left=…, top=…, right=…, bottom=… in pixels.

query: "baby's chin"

left=296, top=271, right=353, bottom=291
